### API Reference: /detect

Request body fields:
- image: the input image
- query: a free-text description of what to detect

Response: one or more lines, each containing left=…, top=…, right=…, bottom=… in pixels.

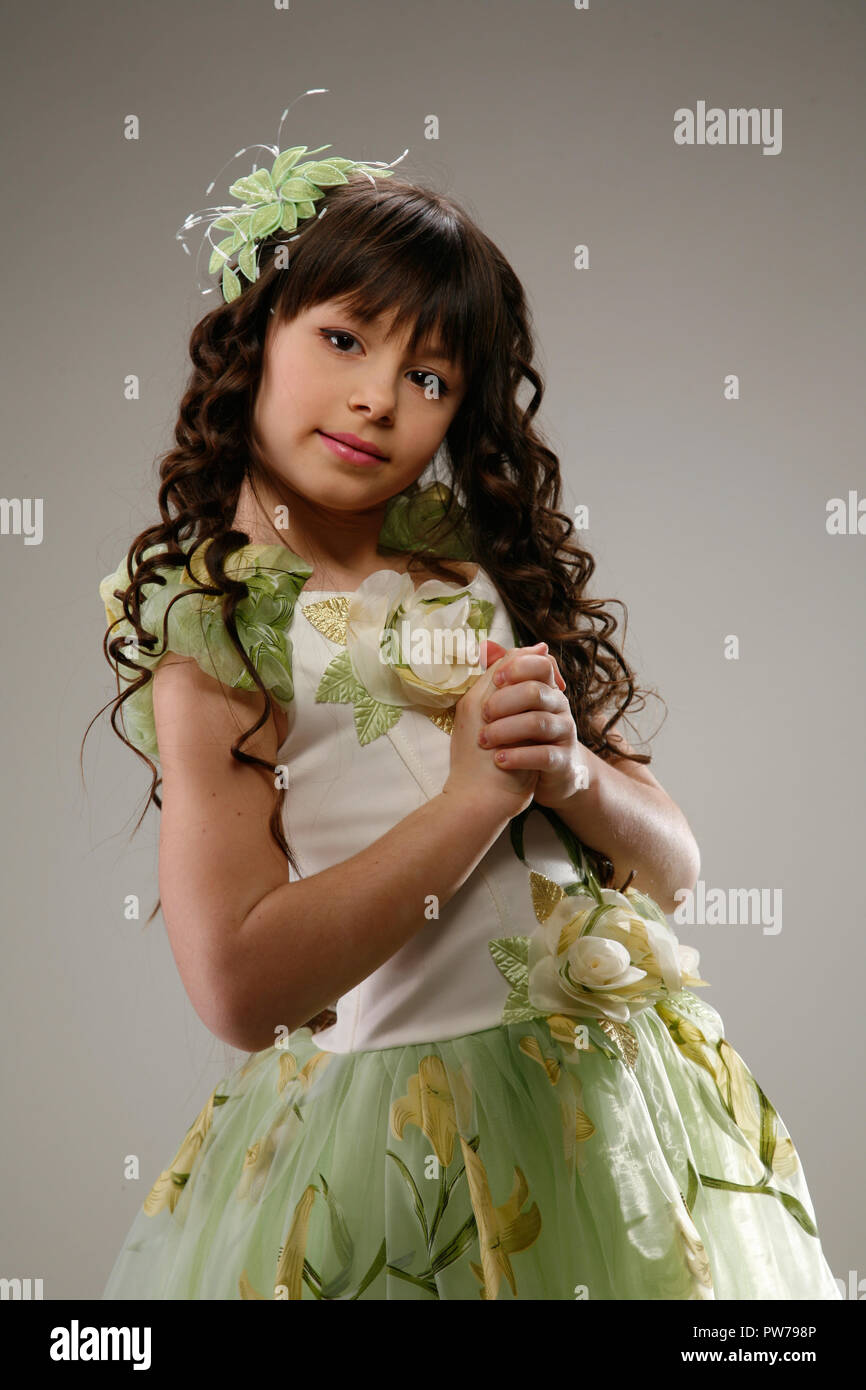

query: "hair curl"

left=84, top=171, right=665, bottom=1035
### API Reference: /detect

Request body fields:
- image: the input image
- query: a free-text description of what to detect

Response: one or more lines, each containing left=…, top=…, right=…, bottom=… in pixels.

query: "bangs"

left=272, top=180, right=498, bottom=390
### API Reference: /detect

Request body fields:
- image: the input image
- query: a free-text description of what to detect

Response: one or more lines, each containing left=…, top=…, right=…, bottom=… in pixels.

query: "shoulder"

left=152, top=651, right=288, bottom=764
left=99, top=541, right=306, bottom=761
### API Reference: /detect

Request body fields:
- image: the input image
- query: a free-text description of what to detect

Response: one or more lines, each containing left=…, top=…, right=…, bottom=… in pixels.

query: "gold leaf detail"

left=301, top=597, right=349, bottom=645
left=598, top=1018, right=639, bottom=1069
left=530, top=870, right=564, bottom=923
left=425, top=707, right=454, bottom=735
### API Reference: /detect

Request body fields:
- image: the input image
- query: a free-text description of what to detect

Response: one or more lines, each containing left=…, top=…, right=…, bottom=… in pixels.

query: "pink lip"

left=317, top=430, right=388, bottom=465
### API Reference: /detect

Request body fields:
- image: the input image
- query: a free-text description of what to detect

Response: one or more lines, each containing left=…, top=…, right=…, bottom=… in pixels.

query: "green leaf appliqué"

left=314, top=648, right=405, bottom=747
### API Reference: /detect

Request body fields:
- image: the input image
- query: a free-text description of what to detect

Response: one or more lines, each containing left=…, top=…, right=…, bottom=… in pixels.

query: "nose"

left=348, top=373, right=397, bottom=423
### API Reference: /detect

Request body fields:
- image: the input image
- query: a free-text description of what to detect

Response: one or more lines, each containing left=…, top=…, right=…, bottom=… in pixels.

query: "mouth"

left=317, top=431, right=389, bottom=466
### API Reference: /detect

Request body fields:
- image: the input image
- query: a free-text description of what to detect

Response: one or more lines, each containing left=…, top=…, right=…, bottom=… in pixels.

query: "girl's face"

left=252, top=295, right=468, bottom=513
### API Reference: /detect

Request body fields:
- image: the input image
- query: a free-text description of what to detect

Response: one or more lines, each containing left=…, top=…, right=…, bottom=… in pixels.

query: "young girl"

left=95, top=126, right=840, bottom=1301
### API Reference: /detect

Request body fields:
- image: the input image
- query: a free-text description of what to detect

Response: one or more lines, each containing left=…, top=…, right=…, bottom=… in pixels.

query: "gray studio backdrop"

left=1, top=0, right=862, bottom=1299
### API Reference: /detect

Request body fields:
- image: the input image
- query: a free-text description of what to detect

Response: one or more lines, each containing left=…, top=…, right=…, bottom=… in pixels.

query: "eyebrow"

left=326, top=303, right=455, bottom=366
left=415, top=340, right=451, bottom=362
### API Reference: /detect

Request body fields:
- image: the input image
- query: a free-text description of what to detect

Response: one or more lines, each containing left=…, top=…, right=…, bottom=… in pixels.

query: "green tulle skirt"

left=101, top=990, right=840, bottom=1300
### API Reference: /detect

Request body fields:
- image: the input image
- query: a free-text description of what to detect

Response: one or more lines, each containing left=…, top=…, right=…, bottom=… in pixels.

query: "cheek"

left=260, top=367, right=309, bottom=437
left=409, top=395, right=457, bottom=444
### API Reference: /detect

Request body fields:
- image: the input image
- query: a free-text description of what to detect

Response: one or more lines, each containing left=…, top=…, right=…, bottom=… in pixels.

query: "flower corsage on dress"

left=303, top=568, right=494, bottom=743
left=489, top=872, right=710, bottom=1068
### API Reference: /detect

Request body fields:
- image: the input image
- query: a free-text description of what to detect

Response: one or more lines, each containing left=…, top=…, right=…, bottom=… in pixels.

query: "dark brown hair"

left=85, top=171, right=664, bottom=1034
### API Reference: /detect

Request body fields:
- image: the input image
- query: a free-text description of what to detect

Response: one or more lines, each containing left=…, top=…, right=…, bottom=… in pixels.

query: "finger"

left=534, top=647, right=566, bottom=692
left=481, top=711, right=572, bottom=749
left=491, top=743, right=562, bottom=770
left=495, top=654, right=561, bottom=690
left=483, top=680, right=568, bottom=725
left=481, top=640, right=550, bottom=680
left=547, top=655, right=566, bottom=692
left=480, top=638, right=509, bottom=670
left=537, top=652, right=566, bottom=693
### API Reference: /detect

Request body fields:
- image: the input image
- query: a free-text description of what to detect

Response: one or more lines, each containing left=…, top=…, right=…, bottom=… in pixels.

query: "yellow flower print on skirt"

left=388, top=1054, right=542, bottom=1299
left=142, top=1086, right=229, bottom=1217
left=103, top=1011, right=840, bottom=1300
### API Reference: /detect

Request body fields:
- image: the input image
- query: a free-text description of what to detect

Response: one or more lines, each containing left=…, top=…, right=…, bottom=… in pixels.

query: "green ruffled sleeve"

left=98, top=540, right=313, bottom=762
left=378, top=480, right=473, bottom=560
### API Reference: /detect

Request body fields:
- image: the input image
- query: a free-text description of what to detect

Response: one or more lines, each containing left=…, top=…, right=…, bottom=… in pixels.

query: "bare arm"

left=153, top=655, right=510, bottom=1053
left=552, top=720, right=700, bottom=914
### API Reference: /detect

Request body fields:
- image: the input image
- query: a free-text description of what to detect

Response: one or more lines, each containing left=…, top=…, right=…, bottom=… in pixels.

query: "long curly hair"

left=85, top=171, right=664, bottom=1035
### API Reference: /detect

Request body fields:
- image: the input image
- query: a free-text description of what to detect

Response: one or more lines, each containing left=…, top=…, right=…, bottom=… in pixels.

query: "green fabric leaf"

left=315, top=649, right=365, bottom=705
left=488, top=938, right=545, bottom=1022
left=229, top=169, right=275, bottom=203
left=488, top=935, right=529, bottom=990
left=315, top=649, right=405, bottom=747
left=300, top=161, right=350, bottom=186
left=222, top=264, right=241, bottom=302
left=212, top=213, right=248, bottom=232
left=353, top=692, right=403, bottom=746
left=502, top=987, right=544, bottom=1025
left=249, top=201, right=283, bottom=239
left=278, top=176, right=322, bottom=202
left=271, top=147, right=306, bottom=186
left=208, top=233, right=242, bottom=274
left=237, top=241, right=258, bottom=283
left=467, top=597, right=494, bottom=632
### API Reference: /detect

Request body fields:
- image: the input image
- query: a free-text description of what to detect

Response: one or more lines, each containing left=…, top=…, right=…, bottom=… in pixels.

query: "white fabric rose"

left=345, top=569, right=488, bottom=710
left=564, top=936, right=646, bottom=991
left=527, top=887, right=702, bottom=1023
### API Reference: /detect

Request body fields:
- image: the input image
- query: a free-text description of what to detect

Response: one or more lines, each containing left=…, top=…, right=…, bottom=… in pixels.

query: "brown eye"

left=410, top=370, right=449, bottom=397
left=320, top=330, right=359, bottom=352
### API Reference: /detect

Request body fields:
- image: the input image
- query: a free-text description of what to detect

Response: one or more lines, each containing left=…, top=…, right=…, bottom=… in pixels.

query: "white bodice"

left=277, top=566, right=580, bottom=1053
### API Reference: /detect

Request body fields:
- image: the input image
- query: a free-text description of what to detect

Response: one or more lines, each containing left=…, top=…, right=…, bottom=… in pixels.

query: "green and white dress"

left=98, top=494, right=840, bottom=1301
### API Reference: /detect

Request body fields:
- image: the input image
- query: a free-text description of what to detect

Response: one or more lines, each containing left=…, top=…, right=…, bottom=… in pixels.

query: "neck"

left=231, top=475, right=397, bottom=576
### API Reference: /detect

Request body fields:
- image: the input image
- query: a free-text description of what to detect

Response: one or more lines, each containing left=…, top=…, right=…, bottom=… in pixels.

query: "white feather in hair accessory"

left=176, top=88, right=408, bottom=302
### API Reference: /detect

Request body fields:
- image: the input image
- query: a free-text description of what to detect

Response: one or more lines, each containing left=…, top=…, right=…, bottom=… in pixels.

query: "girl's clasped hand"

left=476, top=639, right=587, bottom=810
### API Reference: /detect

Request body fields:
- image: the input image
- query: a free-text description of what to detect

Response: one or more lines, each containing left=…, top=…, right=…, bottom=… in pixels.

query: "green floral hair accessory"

left=176, top=88, right=408, bottom=303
